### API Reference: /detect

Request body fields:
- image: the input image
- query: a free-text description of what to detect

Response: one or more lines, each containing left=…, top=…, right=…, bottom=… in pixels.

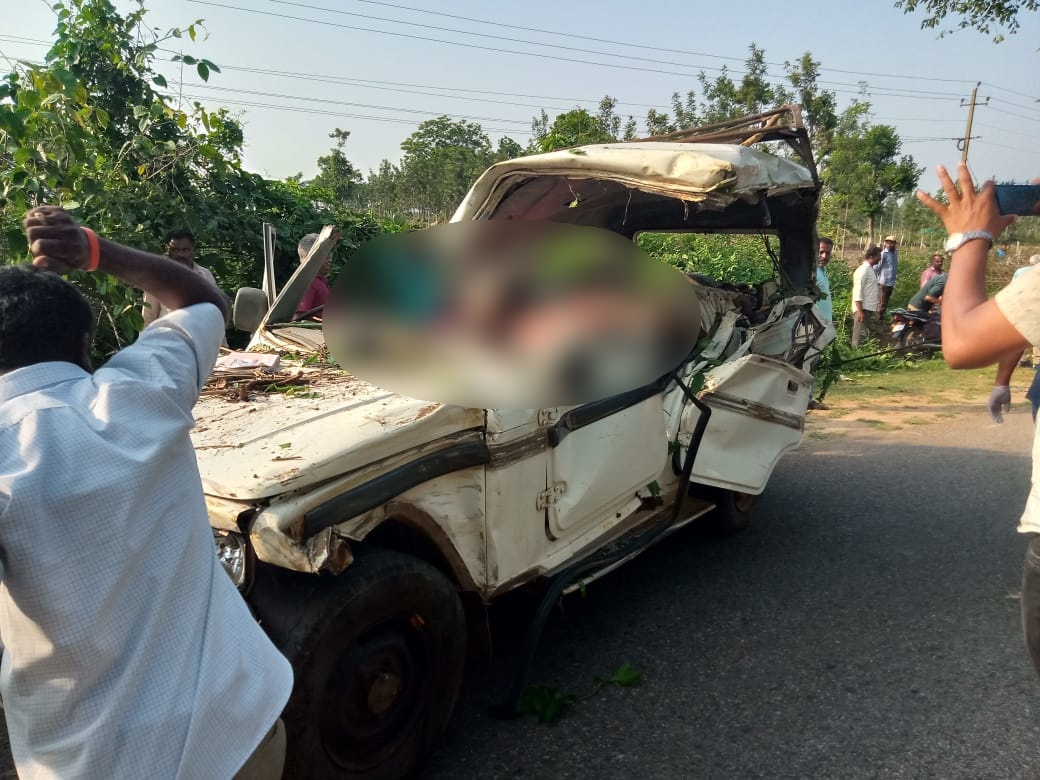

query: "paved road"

left=425, top=412, right=1040, bottom=780
left=1, top=412, right=1038, bottom=779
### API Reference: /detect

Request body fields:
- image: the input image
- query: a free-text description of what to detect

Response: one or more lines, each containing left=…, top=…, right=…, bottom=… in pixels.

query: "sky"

left=2, top=0, right=1039, bottom=195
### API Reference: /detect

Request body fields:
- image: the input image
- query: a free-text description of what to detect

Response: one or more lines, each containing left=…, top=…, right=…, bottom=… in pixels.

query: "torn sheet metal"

left=452, top=143, right=815, bottom=221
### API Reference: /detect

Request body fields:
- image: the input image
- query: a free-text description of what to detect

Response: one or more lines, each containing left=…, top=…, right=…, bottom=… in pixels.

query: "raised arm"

left=23, top=206, right=229, bottom=321
left=915, top=164, right=1023, bottom=368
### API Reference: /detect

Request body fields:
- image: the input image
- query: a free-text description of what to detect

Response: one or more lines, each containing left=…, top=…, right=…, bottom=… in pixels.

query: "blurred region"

left=324, top=221, right=702, bottom=408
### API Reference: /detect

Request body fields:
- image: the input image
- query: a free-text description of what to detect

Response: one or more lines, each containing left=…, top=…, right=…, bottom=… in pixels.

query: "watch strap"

left=945, top=231, right=994, bottom=253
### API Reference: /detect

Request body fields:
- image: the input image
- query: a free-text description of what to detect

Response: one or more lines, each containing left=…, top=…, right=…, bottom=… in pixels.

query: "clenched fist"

left=22, top=206, right=90, bottom=274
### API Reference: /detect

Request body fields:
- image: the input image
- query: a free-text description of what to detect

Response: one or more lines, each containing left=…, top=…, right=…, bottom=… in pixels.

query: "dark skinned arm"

left=23, top=206, right=230, bottom=322
left=916, top=164, right=1025, bottom=368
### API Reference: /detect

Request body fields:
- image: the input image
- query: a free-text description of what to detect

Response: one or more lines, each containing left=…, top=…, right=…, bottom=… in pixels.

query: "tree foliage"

left=822, top=103, right=924, bottom=244
left=896, top=0, right=1037, bottom=40
left=364, top=116, right=523, bottom=222
left=0, top=0, right=397, bottom=362
left=533, top=107, right=616, bottom=152
left=309, top=128, right=364, bottom=207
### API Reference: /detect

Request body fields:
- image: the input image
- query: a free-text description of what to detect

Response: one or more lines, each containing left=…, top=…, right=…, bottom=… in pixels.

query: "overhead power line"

left=190, top=0, right=971, bottom=99
left=268, top=0, right=976, bottom=87
left=0, top=33, right=966, bottom=109
left=983, top=82, right=1040, bottom=104
left=989, top=105, right=1040, bottom=123
left=179, top=92, right=531, bottom=134
left=187, top=82, right=531, bottom=124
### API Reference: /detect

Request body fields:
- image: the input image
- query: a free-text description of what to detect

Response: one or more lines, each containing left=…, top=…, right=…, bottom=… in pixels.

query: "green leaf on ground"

left=517, top=685, right=576, bottom=725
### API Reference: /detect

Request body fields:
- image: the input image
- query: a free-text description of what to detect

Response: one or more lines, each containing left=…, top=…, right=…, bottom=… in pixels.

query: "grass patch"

left=807, top=430, right=832, bottom=440
left=825, top=359, right=997, bottom=404
left=827, top=407, right=852, bottom=418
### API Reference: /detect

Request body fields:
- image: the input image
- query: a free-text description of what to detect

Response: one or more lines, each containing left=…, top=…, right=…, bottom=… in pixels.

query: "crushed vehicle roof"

left=452, top=142, right=816, bottom=221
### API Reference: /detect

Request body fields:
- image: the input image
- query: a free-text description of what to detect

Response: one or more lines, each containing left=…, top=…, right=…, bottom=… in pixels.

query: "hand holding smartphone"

left=994, top=184, right=1040, bottom=217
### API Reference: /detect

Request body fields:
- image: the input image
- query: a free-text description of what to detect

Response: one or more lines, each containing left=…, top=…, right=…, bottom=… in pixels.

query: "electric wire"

left=188, top=0, right=975, bottom=98
left=266, top=0, right=978, bottom=87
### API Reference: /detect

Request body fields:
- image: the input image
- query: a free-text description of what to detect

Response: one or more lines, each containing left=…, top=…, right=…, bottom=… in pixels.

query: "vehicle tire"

left=691, top=485, right=759, bottom=537
left=279, top=546, right=466, bottom=780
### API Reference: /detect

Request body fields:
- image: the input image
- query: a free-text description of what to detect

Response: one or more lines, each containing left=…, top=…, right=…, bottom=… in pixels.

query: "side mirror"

left=232, top=287, right=269, bottom=333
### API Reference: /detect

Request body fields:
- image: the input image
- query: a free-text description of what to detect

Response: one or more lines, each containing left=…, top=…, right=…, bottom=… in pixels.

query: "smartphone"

left=994, top=184, right=1040, bottom=217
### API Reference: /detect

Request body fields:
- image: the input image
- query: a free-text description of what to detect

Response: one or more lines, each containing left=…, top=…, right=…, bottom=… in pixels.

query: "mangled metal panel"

left=452, top=143, right=816, bottom=222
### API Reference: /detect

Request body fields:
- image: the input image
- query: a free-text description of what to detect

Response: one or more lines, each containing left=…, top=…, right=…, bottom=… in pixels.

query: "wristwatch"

left=944, top=231, right=993, bottom=253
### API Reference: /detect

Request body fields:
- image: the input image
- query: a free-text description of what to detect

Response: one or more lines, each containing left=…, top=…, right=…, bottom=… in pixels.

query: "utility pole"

left=959, top=82, right=988, bottom=164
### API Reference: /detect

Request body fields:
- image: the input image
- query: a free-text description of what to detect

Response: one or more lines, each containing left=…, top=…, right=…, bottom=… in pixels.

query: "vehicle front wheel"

left=280, top=547, right=466, bottom=780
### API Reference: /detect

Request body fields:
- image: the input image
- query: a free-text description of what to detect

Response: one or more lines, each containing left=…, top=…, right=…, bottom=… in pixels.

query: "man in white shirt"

left=917, top=163, right=1040, bottom=682
left=0, top=206, right=293, bottom=779
left=850, top=245, right=882, bottom=348
left=142, top=229, right=223, bottom=323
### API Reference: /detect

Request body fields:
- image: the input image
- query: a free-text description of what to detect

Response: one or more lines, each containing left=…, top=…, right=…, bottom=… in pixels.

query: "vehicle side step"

left=561, top=497, right=715, bottom=596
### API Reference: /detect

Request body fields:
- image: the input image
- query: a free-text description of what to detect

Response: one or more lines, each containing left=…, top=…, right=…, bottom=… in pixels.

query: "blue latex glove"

left=989, top=385, right=1011, bottom=423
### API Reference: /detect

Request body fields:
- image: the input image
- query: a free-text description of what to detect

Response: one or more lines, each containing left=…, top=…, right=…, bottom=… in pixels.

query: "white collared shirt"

left=851, top=261, right=880, bottom=312
left=0, top=304, right=292, bottom=779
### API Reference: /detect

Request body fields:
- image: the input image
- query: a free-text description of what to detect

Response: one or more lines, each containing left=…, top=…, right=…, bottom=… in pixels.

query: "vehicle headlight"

left=213, top=530, right=250, bottom=590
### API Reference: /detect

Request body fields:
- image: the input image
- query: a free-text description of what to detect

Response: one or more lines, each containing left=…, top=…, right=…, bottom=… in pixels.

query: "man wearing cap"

left=875, top=235, right=899, bottom=317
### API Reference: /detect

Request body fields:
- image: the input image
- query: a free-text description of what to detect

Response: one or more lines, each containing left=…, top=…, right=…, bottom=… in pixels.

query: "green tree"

left=0, top=0, right=395, bottom=360
left=696, top=44, right=780, bottom=124
left=896, top=0, right=1037, bottom=40
left=310, top=128, right=363, bottom=207
left=534, top=107, right=616, bottom=153
left=396, top=116, right=496, bottom=221
left=783, top=53, right=839, bottom=162
left=822, top=103, right=923, bottom=244
left=495, top=136, right=524, bottom=162
left=644, top=108, right=672, bottom=136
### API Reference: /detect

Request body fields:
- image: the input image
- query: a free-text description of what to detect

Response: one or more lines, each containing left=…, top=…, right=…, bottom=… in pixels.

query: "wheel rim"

left=320, top=615, right=431, bottom=771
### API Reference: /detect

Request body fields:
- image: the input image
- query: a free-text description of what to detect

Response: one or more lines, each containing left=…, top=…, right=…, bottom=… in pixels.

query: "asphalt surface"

left=1, top=412, right=1038, bottom=779
left=425, top=412, right=1040, bottom=780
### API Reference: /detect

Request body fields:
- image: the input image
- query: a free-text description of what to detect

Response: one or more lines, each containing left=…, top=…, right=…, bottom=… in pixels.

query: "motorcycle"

left=889, top=306, right=941, bottom=349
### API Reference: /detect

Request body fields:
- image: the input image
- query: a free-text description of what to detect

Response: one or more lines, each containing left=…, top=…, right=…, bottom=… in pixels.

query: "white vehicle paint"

left=192, top=106, right=835, bottom=779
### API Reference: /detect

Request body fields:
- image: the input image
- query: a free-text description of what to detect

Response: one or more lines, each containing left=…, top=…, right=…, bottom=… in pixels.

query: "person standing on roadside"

left=920, top=253, right=945, bottom=288
left=0, top=206, right=292, bottom=779
left=142, top=229, right=222, bottom=324
left=916, top=163, right=1040, bottom=681
left=815, top=236, right=834, bottom=324
left=851, top=245, right=882, bottom=348
left=875, top=235, right=899, bottom=317
left=808, top=236, right=835, bottom=411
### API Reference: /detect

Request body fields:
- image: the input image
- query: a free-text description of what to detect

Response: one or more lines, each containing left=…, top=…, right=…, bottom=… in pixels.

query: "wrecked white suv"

left=193, top=106, right=834, bottom=779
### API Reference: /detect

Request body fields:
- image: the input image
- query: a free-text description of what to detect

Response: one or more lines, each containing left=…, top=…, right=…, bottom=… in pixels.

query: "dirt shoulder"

left=803, top=357, right=1037, bottom=451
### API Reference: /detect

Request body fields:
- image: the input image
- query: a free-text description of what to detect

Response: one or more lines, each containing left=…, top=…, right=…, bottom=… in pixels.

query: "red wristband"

left=81, top=227, right=100, bottom=272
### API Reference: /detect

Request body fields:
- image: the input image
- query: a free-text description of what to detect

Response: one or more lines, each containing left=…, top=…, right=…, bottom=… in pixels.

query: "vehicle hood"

left=451, top=142, right=816, bottom=221
left=191, top=368, right=485, bottom=500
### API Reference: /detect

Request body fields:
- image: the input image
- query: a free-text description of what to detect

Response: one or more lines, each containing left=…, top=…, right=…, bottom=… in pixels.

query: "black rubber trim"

left=302, top=440, right=491, bottom=539
left=547, top=373, right=673, bottom=448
